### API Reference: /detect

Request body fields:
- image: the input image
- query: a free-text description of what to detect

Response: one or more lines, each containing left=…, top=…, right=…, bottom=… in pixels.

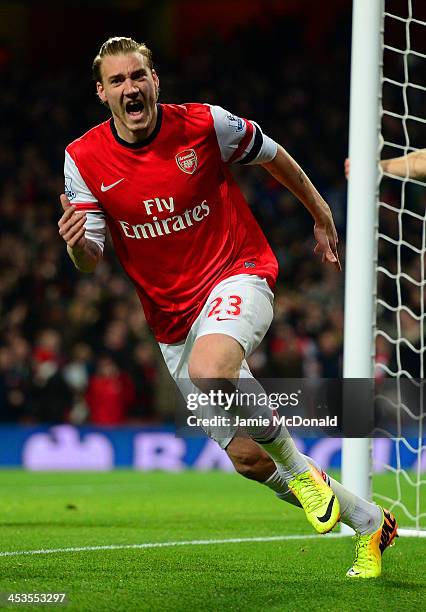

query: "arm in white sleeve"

left=63, top=150, right=106, bottom=270
left=84, top=212, right=106, bottom=254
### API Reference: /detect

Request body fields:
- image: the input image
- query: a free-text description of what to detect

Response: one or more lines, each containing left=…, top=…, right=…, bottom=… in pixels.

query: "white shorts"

left=159, top=274, right=274, bottom=448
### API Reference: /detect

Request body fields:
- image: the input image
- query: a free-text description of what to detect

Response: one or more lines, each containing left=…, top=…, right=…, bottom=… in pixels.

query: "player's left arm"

left=208, top=105, right=340, bottom=270
left=262, top=145, right=341, bottom=270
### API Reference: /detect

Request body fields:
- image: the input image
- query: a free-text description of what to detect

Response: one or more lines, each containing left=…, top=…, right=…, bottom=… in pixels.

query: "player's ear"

left=152, top=69, right=160, bottom=100
left=96, top=81, right=107, bottom=104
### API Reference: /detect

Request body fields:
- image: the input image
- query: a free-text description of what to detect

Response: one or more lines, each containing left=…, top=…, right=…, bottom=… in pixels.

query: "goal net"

left=373, top=0, right=426, bottom=535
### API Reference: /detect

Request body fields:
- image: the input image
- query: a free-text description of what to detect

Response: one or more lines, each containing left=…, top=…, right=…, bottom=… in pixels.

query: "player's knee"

left=188, top=335, right=244, bottom=389
left=188, top=358, right=238, bottom=388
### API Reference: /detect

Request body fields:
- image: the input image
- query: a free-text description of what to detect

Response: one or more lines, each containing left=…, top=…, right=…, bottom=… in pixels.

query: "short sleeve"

left=208, top=105, right=277, bottom=165
left=64, top=150, right=106, bottom=253
left=64, top=150, right=102, bottom=212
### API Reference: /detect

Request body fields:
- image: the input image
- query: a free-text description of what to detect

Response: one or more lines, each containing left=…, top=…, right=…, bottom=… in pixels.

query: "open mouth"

left=125, top=100, right=145, bottom=119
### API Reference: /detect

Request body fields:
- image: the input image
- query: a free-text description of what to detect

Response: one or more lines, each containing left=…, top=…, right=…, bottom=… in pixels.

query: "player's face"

left=97, top=52, right=160, bottom=143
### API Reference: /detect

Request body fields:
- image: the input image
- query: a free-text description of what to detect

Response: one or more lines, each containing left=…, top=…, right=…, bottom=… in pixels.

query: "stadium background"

left=0, top=0, right=420, bottom=471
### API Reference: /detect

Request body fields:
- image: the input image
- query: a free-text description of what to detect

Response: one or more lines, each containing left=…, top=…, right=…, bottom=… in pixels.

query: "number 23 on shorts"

left=207, top=295, right=242, bottom=320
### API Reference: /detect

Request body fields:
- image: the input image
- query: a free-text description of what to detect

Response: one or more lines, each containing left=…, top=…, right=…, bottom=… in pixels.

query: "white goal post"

left=342, top=0, right=426, bottom=536
left=342, top=0, right=383, bottom=531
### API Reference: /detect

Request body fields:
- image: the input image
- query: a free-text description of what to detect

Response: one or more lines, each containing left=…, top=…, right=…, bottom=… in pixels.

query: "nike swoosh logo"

left=101, top=178, right=125, bottom=192
left=317, top=495, right=336, bottom=523
left=216, top=317, right=236, bottom=321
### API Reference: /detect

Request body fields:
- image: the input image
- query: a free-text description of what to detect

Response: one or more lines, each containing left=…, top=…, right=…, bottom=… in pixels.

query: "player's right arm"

left=60, top=150, right=106, bottom=273
left=58, top=194, right=102, bottom=273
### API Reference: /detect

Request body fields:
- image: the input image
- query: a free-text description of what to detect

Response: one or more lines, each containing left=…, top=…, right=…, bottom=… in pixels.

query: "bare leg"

left=188, top=333, right=309, bottom=478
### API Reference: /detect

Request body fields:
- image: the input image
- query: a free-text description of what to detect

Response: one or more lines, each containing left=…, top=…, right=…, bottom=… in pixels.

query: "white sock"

left=324, top=476, right=382, bottom=535
left=260, top=431, right=309, bottom=480
left=263, top=455, right=383, bottom=535
left=264, top=469, right=301, bottom=507
left=235, top=370, right=309, bottom=480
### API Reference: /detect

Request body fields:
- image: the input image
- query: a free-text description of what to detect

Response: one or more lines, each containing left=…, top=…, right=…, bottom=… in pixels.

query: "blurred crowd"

left=1, top=13, right=421, bottom=425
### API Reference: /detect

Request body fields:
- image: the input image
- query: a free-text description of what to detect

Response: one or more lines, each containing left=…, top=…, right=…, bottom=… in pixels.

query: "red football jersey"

left=64, top=103, right=278, bottom=343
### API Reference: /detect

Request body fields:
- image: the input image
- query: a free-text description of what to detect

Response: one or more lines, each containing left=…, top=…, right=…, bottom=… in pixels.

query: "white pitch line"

left=0, top=533, right=348, bottom=558
left=397, top=528, right=426, bottom=538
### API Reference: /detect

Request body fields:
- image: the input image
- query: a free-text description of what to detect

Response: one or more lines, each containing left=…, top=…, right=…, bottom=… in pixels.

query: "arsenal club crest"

left=176, top=149, right=198, bottom=174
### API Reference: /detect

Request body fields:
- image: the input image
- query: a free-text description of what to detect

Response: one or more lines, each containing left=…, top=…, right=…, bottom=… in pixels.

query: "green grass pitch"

left=0, top=470, right=424, bottom=611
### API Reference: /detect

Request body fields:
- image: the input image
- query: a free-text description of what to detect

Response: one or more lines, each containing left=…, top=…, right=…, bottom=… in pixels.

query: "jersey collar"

left=109, top=103, right=163, bottom=149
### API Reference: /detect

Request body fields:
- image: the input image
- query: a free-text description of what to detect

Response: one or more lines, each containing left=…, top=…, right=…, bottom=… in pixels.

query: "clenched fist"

left=58, top=194, right=87, bottom=249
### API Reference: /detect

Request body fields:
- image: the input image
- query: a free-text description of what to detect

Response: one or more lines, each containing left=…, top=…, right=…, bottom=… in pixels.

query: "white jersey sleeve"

left=64, top=150, right=106, bottom=253
left=208, top=105, right=277, bottom=165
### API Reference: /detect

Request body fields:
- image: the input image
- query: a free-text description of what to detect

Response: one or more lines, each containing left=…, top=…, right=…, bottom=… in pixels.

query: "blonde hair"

left=92, top=37, right=153, bottom=83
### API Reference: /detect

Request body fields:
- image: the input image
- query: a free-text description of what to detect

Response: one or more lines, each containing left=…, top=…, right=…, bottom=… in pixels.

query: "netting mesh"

left=373, top=0, right=426, bottom=531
